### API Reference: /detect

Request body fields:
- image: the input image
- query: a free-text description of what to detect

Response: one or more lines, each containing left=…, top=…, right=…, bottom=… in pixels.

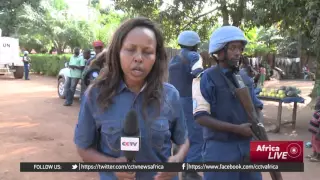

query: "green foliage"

left=30, top=54, right=72, bottom=76
left=114, top=0, right=218, bottom=45
left=252, top=0, right=313, bottom=53
left=243, top=26, right=276, bottom=56
left=18, top=1, right=96, bottom=53
left=52, top=0, right=68, bottom=10
left=91, top=9, right=125, bottom=44
left=1, top=0, right=124, bottom=53
left=113, top=0, right=264, bottom=46
left=0, top=0, right=42, bottom=37
left=251, top=0, right=320, bottom=96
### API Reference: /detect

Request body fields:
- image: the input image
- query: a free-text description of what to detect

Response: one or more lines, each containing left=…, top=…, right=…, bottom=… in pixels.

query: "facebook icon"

left=182, top=163, right=186, bottom=170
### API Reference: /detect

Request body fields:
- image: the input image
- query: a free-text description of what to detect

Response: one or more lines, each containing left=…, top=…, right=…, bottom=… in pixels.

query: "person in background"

left=86, top=40, right=104, bottom=66
left=64, top=47, right=85, bottom=106
left=83, top=49, right=91, bottom=64
left=74, top=17, right=190, bottom=180
left=240, top=56, right=255, bottom=78
left=80, top=49, right=92, bottom=101
left=22, top=51, right=31, bottom=80
left=168, top=30, right=203, bottom=180
left=239, top=56, right=264, bottom=123
left=240, top=57, right=260, bottom=88
left=193, top=26, right=263, bottom=180
left=259, top=64, right=266, bottom=87
left=307, top=97, right=320, bottom=162
left=303, top=64, right=309, bottom=80
left=81, top=48, right=107, bottom=97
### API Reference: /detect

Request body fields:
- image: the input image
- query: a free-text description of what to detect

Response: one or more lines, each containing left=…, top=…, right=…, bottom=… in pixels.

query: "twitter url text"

left=79, top=163, right=164, bottom=171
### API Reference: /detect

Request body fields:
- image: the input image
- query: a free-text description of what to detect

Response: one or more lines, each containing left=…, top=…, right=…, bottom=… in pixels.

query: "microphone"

left=121, top=110, right=140, bottom=162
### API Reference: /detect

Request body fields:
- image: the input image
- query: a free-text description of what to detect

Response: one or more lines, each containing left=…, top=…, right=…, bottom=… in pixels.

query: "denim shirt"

left=193, top=66, right=262, bottom=141
left=74, top=81, right=188, bottom=180
left=168, top=48, right=200, bottom=97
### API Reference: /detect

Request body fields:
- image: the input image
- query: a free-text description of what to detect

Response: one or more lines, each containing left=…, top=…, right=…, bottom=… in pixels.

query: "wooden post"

left=292, top=102, right=298, bottom=129
left=275, top=101, right=283, bottom=133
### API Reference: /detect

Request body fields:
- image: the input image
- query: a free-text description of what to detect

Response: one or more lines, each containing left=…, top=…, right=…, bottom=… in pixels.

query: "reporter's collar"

left=118, top=80, right=147, bottom=93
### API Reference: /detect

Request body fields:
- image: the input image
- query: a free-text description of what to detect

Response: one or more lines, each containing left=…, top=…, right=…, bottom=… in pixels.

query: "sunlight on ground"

left=4, top=86, right=56, bottom=94
left=0, top=122, right=39, bottom=129
left=0, top=114, right=32, bottom=121
left=0, top=146, right=41, bottom=161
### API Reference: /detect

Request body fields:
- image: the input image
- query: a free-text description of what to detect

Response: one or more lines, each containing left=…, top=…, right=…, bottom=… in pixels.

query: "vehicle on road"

left=0, top=28, right=24, bottom=79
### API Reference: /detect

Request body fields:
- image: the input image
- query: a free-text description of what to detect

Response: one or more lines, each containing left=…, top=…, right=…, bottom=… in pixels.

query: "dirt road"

left=0, top=75, right=97, bottom=180
left=0, top=74, right=320, bottom=180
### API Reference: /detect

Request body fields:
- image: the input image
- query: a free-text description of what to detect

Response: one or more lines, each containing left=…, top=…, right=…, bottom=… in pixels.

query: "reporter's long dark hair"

left=91, top=17, right=168, bottom=119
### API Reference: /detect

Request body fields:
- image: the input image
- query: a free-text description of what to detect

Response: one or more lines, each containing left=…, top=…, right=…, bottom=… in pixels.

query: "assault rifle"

left=235, top=87, right=283, bottom=180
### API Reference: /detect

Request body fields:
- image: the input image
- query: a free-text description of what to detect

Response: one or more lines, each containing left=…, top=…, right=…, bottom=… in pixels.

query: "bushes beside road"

left=29, top=54, right=72, bottom=76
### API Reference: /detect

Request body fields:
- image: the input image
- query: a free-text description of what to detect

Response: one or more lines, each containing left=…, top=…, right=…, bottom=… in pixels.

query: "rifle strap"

left=212, top=66, right=241, bottom=97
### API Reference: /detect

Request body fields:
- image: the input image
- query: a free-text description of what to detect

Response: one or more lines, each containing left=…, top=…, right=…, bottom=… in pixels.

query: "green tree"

left=112, top=0, right=268, bottom=46
left=91, top=9, right=125, bottom=44
left=113, top=0, right=218, bottom=44
left=252, top=0, right=320, bottom=97
left=0, top=0, right=42, bottom=37
left=19, top=0, right=95, bottom=53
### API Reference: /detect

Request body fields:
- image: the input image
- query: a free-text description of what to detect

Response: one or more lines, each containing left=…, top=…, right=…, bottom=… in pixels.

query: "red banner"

left=250, top=141, right=303, bottom=162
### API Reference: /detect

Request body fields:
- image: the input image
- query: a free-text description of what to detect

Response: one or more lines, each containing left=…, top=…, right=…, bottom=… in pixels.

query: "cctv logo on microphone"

left=121, top=137, right=140, bottom=151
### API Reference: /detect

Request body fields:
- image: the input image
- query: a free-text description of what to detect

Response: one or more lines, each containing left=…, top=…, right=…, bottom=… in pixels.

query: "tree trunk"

left=56, top=44, right=64, bottom=54
left=297, top=33, right=302, bottom=78
left=231, top=0, right=245, bottom=27
left=220, top=0, right=229, bottom=26
left=310, top=47, right=320, bottom=97
left=232, top=20, right=241, bottom=27
left=1, top=29, right=10, bottom=37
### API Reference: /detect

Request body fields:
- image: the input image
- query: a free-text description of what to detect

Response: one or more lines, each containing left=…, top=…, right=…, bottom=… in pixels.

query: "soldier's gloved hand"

left=235, top=123, right=253, bottom=137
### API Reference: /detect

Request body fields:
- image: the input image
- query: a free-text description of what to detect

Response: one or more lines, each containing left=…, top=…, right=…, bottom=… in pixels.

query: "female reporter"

left=74, top=17, right=190, bottom=180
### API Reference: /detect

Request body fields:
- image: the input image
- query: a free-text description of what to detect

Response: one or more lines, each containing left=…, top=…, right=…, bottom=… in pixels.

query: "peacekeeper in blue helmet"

left=81, top=49, right=107, bottom=93
left=192, top=26, right=263, bottom=180
left=168, top=31, right=204, bottom=180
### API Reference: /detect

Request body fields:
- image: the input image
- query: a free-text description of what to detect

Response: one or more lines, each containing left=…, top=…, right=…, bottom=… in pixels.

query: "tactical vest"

left=168, top=51, right=193, bottom=97
left=203, top=66, right=251, bottom=142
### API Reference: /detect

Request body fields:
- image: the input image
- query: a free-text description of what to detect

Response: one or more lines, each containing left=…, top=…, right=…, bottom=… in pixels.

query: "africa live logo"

left=250, top=141, right=303, bottom=162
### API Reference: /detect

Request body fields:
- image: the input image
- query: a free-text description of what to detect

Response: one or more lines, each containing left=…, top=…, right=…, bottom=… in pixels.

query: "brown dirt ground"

left=0, top=74, right=320, bottom=180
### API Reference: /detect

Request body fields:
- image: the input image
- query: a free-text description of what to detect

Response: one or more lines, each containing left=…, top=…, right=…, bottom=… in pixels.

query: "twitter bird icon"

left=72, top=164, right=78, bottom=170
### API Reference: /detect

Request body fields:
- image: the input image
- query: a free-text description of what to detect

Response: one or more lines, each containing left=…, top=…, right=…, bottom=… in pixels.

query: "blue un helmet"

left=177, top=31, right=201, bottom=47
left=208, top=26, right=247, bottom=54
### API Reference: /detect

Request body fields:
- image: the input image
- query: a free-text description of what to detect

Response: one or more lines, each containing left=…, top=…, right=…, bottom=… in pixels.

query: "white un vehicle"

left=0, top=29, right=24, bottom=79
